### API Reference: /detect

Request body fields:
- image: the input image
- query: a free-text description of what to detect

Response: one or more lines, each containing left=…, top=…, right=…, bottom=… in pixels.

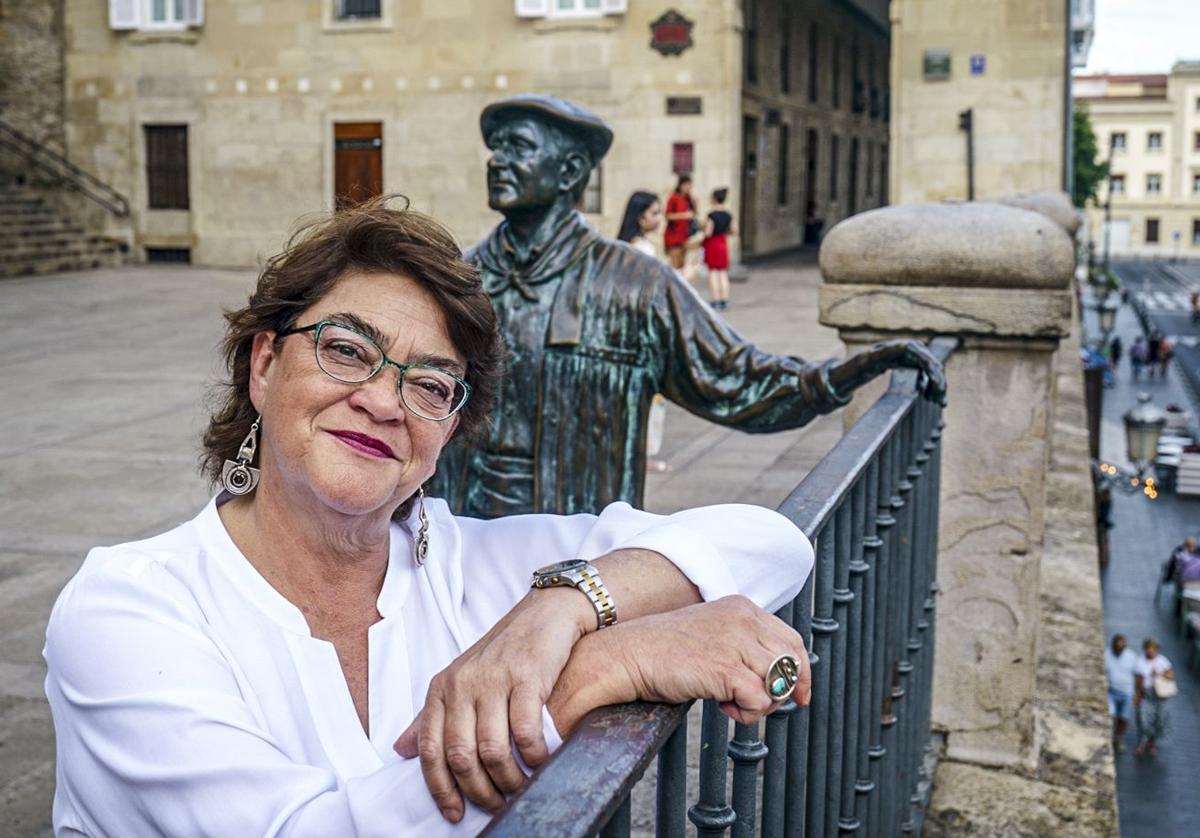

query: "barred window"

left=579, top=164, right=603, bottom=214
left=144, top=125, right=189, bottom=210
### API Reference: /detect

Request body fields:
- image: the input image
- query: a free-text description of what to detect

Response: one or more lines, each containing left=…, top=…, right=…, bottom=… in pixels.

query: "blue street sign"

left=970, top=54, right=986, bottom=76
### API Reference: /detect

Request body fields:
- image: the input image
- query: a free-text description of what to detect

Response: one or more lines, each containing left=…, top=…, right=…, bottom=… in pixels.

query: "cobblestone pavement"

left=1089, top=278, right=1200, bottom=838
left=0, top=252, right=845, bottom=836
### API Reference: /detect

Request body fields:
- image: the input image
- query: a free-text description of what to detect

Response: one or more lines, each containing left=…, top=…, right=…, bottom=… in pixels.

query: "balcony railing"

left=487, top=336, right=959, bottom=837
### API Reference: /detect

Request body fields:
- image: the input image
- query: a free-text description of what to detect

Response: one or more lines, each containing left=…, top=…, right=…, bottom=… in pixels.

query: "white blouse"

left=45, top=497, right=812, bottom=837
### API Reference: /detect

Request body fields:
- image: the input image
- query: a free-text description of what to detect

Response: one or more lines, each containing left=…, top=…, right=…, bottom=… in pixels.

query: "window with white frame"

left=1193, top=172, right=1200, bottom=194
left=1147, top=131, right=1163, bottom=151
left=515, top=0, right=627, bottom=18
left=1110, top=131, right=1126, bottom=151
left=578, top=164, right=603, bottom=214
left=109, top=0, right=203, bottom=31
left=337, top=0, right=381, bottom=19
left=1110, top=174, right=1125, bottom=194
left=1146, top=173, right=1162, bottom=195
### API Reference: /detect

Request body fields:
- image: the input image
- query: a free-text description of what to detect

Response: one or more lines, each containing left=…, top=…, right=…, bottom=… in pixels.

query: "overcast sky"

left=1082, top=0, right=1200, bottom=74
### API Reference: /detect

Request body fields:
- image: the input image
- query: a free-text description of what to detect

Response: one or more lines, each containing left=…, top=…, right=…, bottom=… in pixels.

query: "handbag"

left=1153, top=676, right=1179, bottom=699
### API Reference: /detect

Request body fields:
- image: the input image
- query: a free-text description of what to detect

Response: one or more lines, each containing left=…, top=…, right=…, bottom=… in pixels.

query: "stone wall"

left=889, top=0, right=1069, bottom=203
left=0, top=0, right=65, bottom=155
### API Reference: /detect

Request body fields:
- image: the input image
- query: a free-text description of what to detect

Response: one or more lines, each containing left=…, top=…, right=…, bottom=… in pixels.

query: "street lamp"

left=1099, top=295, right=1119, bottom=334
left=1124, top=392, right=1167, bottom=471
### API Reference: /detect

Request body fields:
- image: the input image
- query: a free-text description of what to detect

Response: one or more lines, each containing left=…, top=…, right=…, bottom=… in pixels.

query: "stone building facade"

left=888, top=0, right=1072, bottom=204
left=0, top=0, right=66, bottom=154
left=1077, top=63, right=1200, bottom=259
left=57, top=0, right=890, bottom=265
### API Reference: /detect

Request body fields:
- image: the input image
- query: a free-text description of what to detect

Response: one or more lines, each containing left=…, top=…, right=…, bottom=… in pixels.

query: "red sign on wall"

left=672, top=142, right=694, bottom=175
left=650, top=10, right=694, bottom=57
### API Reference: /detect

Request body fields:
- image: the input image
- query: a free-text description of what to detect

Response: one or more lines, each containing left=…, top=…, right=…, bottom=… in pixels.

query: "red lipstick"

left=329, top=430, right=395, bottom=459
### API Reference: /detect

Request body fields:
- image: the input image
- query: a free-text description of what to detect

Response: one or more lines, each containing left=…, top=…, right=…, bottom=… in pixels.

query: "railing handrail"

left=0, top=116, right=131, bottom=218
left=486, top=336, right=959, bottom=836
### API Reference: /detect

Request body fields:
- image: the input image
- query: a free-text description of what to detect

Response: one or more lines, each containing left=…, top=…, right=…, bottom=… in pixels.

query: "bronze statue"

left=431, top=95, right=945, bottom=518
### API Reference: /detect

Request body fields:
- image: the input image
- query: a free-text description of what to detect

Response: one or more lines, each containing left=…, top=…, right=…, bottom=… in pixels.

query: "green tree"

left=1073, top=104, right=1110, bottom=208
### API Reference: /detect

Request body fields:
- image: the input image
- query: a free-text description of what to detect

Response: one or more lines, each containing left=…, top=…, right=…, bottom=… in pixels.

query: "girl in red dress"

left=703, top=187, right=736, bottom=310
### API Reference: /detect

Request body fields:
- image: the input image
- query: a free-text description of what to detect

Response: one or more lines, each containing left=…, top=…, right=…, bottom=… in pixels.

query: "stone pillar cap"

left=989, top=189, right=1082, bottom=235
left=819, top=202, right=1074, bottom=290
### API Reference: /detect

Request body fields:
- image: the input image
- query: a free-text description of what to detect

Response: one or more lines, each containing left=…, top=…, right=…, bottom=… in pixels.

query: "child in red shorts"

left=702, top=187, right=736, bottom=310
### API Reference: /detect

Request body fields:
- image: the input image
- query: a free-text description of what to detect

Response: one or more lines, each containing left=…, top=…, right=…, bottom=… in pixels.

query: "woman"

left=663, top=174, right=696, bottom=270
left=616, top=190, right=662, bottom=257
left=702, top=187, right=736, bottom=311
left=1133, top=636, right=1175, bottom=756
left=44, top=197, right=813, bottom=835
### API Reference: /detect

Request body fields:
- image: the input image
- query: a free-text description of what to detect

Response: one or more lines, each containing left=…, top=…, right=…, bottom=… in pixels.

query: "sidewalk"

left=1088, top=295, right=1200, bottom=837
left=0, top=254, right=847, bottom=835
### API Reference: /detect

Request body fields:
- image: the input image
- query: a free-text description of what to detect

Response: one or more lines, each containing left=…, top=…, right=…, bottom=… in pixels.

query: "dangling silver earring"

left=414, top=486, right=430, bottom=566
left=221, top=415, right=262, bottom=496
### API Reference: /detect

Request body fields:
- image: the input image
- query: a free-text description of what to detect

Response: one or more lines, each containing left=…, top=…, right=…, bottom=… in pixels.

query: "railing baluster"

left=806, top=520, right=838, bottom=838
left=825, top=502, right=854, bottom=836
left=688, top=701, right=736, bottom=837
left=656, top=713, right=688, bottom=838
left=839, top=478, right=868, bottom=833
left=762, top=602, right=795, bottom=838
left=729, top=721, right=766, bottom=838
left=867, top=437, right=896, bottom=833
left=599, top=795, right=631, bottom=838
left=899, top=409, right=923, bottom=831
left=786, top=572, right=815, bottom=838
left=879, top=435, right=904, bottom=831
left=854, top=460, right=881, bottom=833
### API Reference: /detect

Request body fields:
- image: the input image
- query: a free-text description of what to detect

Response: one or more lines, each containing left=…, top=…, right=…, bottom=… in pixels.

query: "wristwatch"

left=531, top=559, right=618, bottom=629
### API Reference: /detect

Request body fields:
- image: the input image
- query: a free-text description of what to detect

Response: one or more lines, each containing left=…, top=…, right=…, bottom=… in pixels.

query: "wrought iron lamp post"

left=1099, top=295, right=1119, bottom=335
left=1124, top=392, right=1167, bottom=470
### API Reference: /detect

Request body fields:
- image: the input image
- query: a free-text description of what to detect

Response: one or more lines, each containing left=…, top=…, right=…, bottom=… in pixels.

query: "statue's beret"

left=480, top=94, right=614, bottom=163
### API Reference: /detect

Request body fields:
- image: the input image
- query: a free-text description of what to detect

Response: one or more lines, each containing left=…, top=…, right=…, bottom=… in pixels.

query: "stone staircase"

left=0, top=181, right=126, bottom=278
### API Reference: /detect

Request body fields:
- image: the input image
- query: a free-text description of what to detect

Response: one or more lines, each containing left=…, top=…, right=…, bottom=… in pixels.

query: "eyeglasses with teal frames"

left=278, top=320, right=472, bottom=422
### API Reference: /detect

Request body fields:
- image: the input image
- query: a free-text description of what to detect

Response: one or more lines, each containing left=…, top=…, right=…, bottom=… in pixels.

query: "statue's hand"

left=876, top=339, right=947, bottom=403
left=830, top=339, right=947, bottom=404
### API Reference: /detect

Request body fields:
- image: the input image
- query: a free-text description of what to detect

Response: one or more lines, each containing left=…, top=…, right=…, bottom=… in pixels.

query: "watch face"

left=535, top=559, right=587, bottom=577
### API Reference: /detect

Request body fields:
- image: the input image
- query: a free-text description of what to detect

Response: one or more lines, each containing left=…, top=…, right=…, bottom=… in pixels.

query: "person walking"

left=1108, top=335, right=1123, bottom=376
left=1159, top=334, right=1174, bottom=379
left=702, top=187, right=736, bottom=310
left=1130, top=335, right=1147, bottom=380
left=1133, top=637, right=1176, bottom=756
left=1147, top=332, right=1162, bottom=379
left=664, top=175, right=696, bottom=272
left=1104, top=634, right=1138, bottom=751
left=1190, top=290, right=1199, bottom=323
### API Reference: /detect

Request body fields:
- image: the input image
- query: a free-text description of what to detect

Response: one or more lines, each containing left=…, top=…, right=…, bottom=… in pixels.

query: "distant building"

left=887, top=0, right=1074, bottom=204
left=1076, top=62, right=1200, bottom=259
left=1, top=0, right=892, bottom=267
left=1070, top=0, right=1096, bottom=70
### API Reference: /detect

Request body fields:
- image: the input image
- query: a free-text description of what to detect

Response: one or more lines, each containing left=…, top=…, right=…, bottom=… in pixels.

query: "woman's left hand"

left=394, top=587, right=592, bottom=823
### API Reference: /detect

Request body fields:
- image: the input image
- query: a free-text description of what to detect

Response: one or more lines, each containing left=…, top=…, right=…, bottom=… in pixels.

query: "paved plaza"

left=0, top=254, right=844, bottom=835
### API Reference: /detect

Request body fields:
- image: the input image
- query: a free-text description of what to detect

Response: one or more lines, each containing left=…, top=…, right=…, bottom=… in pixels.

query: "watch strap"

left=576, top=564, right=618, bottom=629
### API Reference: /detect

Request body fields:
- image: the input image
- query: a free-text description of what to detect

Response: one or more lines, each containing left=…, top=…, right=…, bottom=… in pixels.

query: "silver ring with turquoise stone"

left=765, top=654, right=800, bottom=701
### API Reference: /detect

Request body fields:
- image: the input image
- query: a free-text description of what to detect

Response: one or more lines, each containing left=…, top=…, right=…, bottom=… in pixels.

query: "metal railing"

left=0, top=116, right=130, bottom=217
left=487, top=336, right=958, bottom=837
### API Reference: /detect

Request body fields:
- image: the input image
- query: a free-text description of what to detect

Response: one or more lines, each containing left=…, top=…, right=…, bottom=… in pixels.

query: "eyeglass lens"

left=314, top=324, right=465, bottom=420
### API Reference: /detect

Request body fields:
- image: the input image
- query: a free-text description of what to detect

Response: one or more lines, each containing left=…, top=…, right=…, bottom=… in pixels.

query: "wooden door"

left=334, top=122, right=383, bottom=210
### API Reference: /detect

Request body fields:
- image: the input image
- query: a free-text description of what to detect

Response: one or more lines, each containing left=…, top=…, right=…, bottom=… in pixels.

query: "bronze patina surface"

left=431, top=94, right=945, bottom=517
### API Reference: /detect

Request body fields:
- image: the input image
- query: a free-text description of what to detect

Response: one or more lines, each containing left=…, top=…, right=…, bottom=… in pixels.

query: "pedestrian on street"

left=1130, top=335, right=1147, bottom=380
left=702, top=187, right=735, bottom=311
left=1147, top=332, right=1162, bottom=378
left=1104, top=633, right=1138, bottom=751
left=1133, top=637, right=1176, bottom=757
left=1108, top=335, right=1123, bottom=375
left=616, top=190, right=663, bottom=258
left=664, top=174, right=696, bottom=272
left=1159, top=335, right=1174, bottom=379
left=1190, top=290, right=1199, bottom=323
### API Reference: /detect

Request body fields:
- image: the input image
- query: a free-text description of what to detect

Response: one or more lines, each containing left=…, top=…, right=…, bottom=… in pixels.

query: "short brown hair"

left=201, top=196, right=501, bottom=516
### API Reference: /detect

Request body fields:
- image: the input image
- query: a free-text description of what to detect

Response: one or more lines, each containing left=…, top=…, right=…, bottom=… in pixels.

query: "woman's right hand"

left=548, top=595, right=811, bottom=733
